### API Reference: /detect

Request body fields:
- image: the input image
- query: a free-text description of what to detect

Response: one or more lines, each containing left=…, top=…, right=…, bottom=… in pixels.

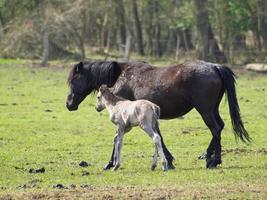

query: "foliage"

left=0, top=0, right=266, bottom=63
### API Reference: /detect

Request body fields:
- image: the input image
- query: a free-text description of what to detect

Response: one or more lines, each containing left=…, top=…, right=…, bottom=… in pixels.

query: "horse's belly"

left=134, top=90, right=193, bottom=119
left=159, top=99, right=193, bottom=119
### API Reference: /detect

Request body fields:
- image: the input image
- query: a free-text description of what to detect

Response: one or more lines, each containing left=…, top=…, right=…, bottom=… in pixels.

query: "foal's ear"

left=99, top=84, right=108, bottom=93
left=75, top=61, right=83, bottom=73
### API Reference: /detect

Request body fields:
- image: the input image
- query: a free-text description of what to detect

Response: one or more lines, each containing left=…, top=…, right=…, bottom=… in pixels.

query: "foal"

left=95, top=85, right=168, bottom=171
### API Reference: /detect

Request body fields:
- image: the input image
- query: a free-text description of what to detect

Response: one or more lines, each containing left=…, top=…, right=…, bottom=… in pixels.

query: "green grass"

left=0, top=62, right=266, bottom=199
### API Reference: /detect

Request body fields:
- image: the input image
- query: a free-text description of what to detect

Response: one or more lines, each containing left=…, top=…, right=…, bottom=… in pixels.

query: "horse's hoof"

left=206, top=159, right=222, bottom=169
left=103, top=162, right=114, bottom=170
left=167, top=162, right=175, bottom=170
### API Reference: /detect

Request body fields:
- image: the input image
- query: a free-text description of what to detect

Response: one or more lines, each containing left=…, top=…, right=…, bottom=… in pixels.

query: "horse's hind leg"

left=154, top=122, right=175, bottom=169
left=205, top=109, right=224, bottom=159
left=200, top=111, right=223, bottom=169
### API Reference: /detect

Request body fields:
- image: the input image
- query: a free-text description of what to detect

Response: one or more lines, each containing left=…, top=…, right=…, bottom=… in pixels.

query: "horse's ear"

left=110, top=62, right=121, bottom=76
left=106, top=61, right=121, bottom=87
left=75, top=61, right=83, bottom=73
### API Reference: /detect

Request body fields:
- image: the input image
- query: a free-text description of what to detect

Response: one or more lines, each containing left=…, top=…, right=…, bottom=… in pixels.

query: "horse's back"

left=182, top=60, right=224, bottom=111
left=116, top=60, right=224, bottom=118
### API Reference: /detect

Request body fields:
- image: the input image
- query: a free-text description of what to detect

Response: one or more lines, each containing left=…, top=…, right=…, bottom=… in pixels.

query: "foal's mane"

left=101, top=86, right=126, bottom=105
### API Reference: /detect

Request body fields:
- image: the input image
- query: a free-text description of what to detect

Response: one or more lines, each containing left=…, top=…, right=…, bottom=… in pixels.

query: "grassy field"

left=0, top=61, right=266, bottom=199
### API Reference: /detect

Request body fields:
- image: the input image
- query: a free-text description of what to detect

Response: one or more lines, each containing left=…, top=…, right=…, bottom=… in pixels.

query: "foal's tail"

left=151, top=104, right=175, bottom=162
left=151, top=105, right=160, bottom=132
left=152, top=105, right=160, bottom=120
left=216, top=66, right=251, bottom=143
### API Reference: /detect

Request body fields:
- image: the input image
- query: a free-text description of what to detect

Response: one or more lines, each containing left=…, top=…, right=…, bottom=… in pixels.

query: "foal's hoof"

left=160, top=161, right=169, bottom=171
left=198, top=152, right=207, bottom=160
left=151, top=164, right=157, bottom=171
left=206, top=159, right=222, bottom=169
left=103, top=162, right=114, bottom=170
left=162, top=166, right=168, bottom=171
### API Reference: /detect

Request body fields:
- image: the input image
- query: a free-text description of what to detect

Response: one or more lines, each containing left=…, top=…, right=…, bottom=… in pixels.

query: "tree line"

left=0, top=0, right=266, bottom=65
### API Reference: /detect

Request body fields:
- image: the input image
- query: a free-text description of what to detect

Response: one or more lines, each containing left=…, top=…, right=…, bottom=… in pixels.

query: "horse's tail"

left=215, top=65, right=251, bottom=143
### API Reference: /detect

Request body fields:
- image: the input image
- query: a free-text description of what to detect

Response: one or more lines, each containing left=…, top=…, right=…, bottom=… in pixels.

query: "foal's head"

left=95, top=85, right=109, bottom=112
left=95, top=85, right=119, bottom=112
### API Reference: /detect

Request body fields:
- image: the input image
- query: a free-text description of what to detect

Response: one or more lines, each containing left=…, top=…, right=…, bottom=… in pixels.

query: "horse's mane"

left=67, top=61, right=122, bottom=89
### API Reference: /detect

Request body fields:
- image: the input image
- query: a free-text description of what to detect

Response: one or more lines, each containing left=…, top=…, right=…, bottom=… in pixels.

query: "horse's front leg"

left=103, top=134, right=117, bottom=170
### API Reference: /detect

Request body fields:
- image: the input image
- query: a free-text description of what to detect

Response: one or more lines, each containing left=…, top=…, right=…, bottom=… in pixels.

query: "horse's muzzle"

left=66, top=103, right=78, bottom=111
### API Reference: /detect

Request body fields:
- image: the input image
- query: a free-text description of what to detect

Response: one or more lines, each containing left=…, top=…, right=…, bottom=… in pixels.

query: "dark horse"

left=66, top=60, right=251, bottom=169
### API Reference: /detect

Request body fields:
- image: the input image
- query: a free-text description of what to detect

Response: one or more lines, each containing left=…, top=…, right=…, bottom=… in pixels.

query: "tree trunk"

left=193, top=0, right=226, bottom=62
left=145, top=1, right=154, bottom=55
left=41, top=30, right=49, bottom=66
left=131, top=0, right=145, bottom=56
left=0, top=12, right=3, bottom=39
left=258, top=0, right=267, bottom=50
left=101, top=13, right=108, bottom=52
left=123, top=35, right=131, bottom=61
left=115, top=0, right=126, bottom=45
left=175, top=34, right=181, bottom=61
left=153, top=0, right=161, bottom=57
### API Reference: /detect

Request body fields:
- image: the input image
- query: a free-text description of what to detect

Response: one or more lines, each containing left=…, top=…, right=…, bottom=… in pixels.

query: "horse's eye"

left=97, top=96, right=100, bottom=99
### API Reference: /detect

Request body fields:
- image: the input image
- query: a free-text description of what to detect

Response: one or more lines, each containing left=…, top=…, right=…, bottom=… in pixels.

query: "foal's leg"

left=103, top=134, right=117, bottom=170
left=151, top=145, right=158, bottom=171
left=141, top=125, right=168, bottom=171
left=113, top=126, right=125, bottom=171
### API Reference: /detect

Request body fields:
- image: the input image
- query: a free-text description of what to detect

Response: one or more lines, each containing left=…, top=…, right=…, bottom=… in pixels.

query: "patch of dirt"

left=180, top=127, right=207, bottom=135
left=53, top=184, right=65, bottom=189
left=79, top=161, right=91, bottom=167
left=222, top=148, right=267, bottom=155
left=29, top=167, right=45, bottom=174
left=0, top=184, right=266, bottom=200
left=82, top=171, right=90, bottom=176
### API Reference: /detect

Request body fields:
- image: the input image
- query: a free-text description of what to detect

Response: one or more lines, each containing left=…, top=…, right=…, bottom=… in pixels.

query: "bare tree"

left=115, top=0, right=126, bottom=45
left=152, top=0, right=161, bottom=57
left=194, top=0, right=226, bottom=62
left=131, top=0, right=144, bottom=56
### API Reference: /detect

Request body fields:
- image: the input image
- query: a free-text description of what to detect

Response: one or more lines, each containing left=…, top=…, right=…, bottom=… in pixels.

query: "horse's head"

left=66, top=61, right=93, bottom=111
left=66, top=61, right=122, bottom=111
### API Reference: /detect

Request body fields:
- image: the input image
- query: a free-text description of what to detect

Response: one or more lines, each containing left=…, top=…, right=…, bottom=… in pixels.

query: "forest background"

left=0, top=0, right=267, bottom=65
